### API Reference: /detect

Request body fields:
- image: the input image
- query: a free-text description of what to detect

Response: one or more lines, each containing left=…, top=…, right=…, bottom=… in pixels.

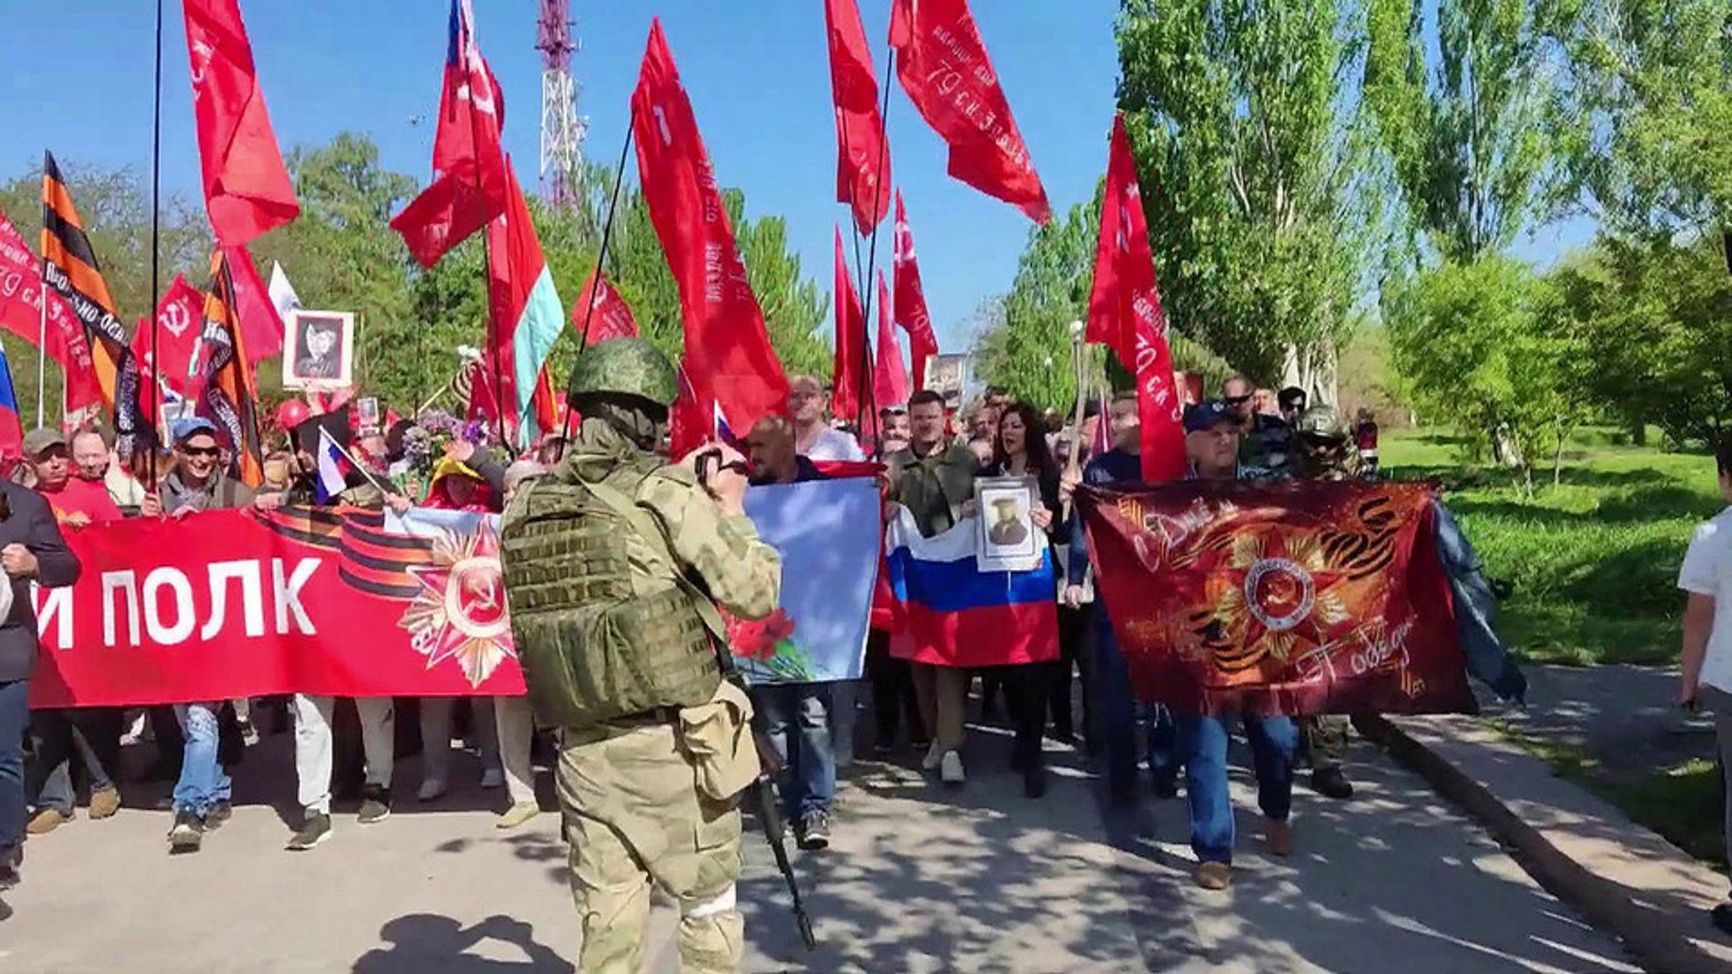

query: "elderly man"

left=1176, top=400, right=1298, bottom=890
left=0, top=451, right=81, bottom=891
left=885, top=390, right=982, bottom=785
left=23, top=428, right=124, bottom=837
left=789, top=375, right=864, bottom=462
left=741, top=415, right=837, bottom=848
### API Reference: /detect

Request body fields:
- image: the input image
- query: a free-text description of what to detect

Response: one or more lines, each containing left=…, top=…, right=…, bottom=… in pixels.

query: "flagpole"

left=148, top=0, right=165, bottom=467
left=457, top=26, right=510, bottom=453
left=34, top=250, right=47, bottom=428
left=854, top=45, right=896, bottom=451
left=563, top=116, right=636, bottom=444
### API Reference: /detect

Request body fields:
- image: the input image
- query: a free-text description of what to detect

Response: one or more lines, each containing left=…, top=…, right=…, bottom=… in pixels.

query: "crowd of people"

left=0, top=363, right=1437, bottom=906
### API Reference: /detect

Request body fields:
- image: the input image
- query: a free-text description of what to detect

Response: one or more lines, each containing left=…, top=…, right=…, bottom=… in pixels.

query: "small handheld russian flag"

left=314, top=426, right=349, bottom=505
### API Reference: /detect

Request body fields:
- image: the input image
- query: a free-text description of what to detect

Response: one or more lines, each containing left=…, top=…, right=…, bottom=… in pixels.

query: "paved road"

left=0, top=716, right=1638, bottom=973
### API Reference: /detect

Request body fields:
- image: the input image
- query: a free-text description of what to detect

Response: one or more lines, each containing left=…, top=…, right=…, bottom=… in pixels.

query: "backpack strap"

left=584, top=475, right=732, bottom=646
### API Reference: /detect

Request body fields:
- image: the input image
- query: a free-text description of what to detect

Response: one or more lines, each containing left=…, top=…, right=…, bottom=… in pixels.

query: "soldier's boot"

left=1303, top=715, right=1354, bottom=800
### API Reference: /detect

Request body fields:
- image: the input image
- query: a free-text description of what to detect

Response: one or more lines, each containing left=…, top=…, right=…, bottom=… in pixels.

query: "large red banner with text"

left=1076, top=480, right=1473, bottom=717
left=28, top=507, right=525, bottom=708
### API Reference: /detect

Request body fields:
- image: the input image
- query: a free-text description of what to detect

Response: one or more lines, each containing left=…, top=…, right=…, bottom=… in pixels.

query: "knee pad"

left=681, top=884, right=737, bottom=919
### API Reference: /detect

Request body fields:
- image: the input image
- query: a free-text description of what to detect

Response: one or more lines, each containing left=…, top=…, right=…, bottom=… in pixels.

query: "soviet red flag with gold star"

left=1076, top=480, right=1474, bottom=716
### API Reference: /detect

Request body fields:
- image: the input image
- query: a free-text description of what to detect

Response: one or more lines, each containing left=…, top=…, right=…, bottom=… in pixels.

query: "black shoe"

left=1052, top=727, right=1078, bottom=747
left=1150, top=775, right=1179, bottom=800
left=797, top=811, right=831, bottom=851
left=1712, top=903, right=1732, bottom=938
left=0, top=844, right=20, bottom=891
left=287, top=812, right=333, bottom=851
left=871, top=739, right=897, bottom=759
left=1311, top=767, right=1355, bottom=800
left=1023, top=766, right=1048, bottom=799
left=168, top=810, right=203, bottom=853
left=357, top=785, right=392, bottom=825
left=1108, top=776, right=1139, bottom=809
left=202, top=801, right=233, bottom=830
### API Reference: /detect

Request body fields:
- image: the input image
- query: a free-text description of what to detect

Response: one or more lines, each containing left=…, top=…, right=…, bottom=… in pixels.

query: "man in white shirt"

left=1677, top=437, right=1732, bottom=936
left=790, top=375, right=864, bottom=462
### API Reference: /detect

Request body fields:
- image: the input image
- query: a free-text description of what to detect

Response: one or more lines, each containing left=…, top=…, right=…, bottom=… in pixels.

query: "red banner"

left=633, top=19, right=788, bottom=455
left=826, top=0, right=891, bottom=233
left=831, top=226, right=868, bottom=423
left=1088, top=114, right=1185, bottom=482
left=891, top=190, right=939, bottom=389
left=28, top=507, right=525, bottom=708
left=873, top=270, right=909, bottom=409
left=1076, top=480, right=1473, bottom=716
left=889, top=0, right=1051, bottom=223
left=573, top=269, right=639, bottom=344
left=132, top=273, right=206, bottom=401
left=0, top=209, right=102, bottom=413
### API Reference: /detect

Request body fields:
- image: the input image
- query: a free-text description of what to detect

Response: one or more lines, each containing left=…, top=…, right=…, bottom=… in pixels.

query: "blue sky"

left=2, top=0, right=1587, bottom=352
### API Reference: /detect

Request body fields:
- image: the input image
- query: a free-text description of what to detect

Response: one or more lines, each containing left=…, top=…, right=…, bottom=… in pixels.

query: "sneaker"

left=1023, top=766, right=1048, bottom=799
left=1265, top=819, right=1293, bottom=857
left=417, top=778, right=448, bottom=802
left=1711, top=903, right=1732, bottom=938
left=1196, top=861, right=1232, bottom=890
left=358, top=785, right=392, bottom=825
left=797, top=811, right=831, bottom=851
left=26, top=808, right=70, bottom=835
left=479, top=767, right=505, bottom=790
left=88, top=786, right=121, bottom=820
left=202, top=801, right=233, bottom=831
left=1310, top=767, right=1354, bottom=800
left=921, top=742, right=945, bottom=771
left=168, top=810, right=203, bottom=853
left=238, top=718, right=260, bottom=748
left=495, top=801, right=539, bottom=830
left=939, top=750, right=966, bottom=786
left=286, top=812, right=332, bottom=851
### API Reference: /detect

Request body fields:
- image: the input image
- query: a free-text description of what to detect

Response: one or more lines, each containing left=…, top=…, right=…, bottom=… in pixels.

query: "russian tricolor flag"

left=0, top=342, right=22, bottom=461
left=884, top=509, right=1060, bottom=667
left=314, top=427, right=349, bottom=505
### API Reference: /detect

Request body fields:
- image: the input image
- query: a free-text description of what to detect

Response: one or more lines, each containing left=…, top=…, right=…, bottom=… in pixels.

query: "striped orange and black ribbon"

left=197, top=250, right=265, bottom=487
left=41, top=150, right=145, bottom=448
left=255, top=506, right=436, bottom=600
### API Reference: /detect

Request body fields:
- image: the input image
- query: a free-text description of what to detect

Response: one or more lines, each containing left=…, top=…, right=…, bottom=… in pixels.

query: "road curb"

left=1357, top=713, right=1720, bottom=974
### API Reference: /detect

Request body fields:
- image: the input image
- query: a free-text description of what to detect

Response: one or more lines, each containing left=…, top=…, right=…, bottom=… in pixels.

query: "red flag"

left=221, top=244, right=283, bottom=364
left=132, top=274, right=207, bottom=401
left=572, top=269, right=639, bottom=344
left=831, top=227, right=869, bottom=423
left=873, top=271, right=910, bottom=410
left=633, top=19, right=788, bottom=456
left=182, top=0, right=299, bottom=247
left=470, top=160, right=562, bottom=447
left=390, top=0, right=509, bottom=269
left=0, top=209, right=101, bottom=412
left=825, top=0, right=891, bottom=233
left=1087, top=114, right=1184, bottom=482
left=195, top=251, right=264, bottom=487
left=892, top=191, right=939, bottom=388
left=888, top=0, right=1051, bottom=223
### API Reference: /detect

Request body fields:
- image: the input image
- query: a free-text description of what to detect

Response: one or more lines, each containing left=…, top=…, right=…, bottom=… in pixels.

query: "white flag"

left=268, top=261, right=302, bottom=322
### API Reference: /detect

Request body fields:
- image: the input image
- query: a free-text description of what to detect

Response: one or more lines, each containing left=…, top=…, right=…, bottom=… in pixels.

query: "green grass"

left=1488, top=717, right=1725, bottom=866
left=1383, top=429, right=1720, bottom=666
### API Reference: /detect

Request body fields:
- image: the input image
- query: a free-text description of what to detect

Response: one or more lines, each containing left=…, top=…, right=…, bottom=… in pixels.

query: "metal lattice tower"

left=536, top=0, right=587, bottom=209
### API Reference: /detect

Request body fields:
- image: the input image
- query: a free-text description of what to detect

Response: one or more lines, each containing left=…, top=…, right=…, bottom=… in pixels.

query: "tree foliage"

left=1116, top=0, right=1380, bottom=391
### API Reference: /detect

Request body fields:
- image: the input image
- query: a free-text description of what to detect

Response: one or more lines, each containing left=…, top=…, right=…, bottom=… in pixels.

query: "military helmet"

left=566, top=337, right=678, bottom=407
left=1295, top=405, right=1349, bottom=441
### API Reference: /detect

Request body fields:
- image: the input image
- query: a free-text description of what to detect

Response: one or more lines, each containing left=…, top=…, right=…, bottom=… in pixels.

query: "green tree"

left=1387, top=255, right=1585, bottom=486
left=1117, top=0, right=1380, bottom=396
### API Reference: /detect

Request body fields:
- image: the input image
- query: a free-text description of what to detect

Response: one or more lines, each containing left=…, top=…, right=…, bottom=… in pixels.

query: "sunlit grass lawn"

left=1383, top=428, right=1719, bottom=667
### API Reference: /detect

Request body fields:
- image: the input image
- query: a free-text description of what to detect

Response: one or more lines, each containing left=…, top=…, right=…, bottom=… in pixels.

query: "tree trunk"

left=1281, top=340, right=1339, bottom=407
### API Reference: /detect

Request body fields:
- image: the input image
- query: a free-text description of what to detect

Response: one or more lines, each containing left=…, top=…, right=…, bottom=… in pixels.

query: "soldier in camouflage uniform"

left=1291, top=406, right=1359, bottom=801
left=500, top=338, right=781, bottom=974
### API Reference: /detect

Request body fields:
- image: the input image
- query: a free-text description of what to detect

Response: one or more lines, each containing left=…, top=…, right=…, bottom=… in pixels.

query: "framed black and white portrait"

left=976, top=475, right=1041, bottom=572
left=284, top=310, right=354, bottom=391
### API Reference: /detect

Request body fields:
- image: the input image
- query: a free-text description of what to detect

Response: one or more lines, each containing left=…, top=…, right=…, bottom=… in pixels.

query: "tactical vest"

left=499, top=456, right=721, bottom=731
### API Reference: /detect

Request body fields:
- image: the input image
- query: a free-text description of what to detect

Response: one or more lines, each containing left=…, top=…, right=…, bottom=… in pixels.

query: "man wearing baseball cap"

left=1177, top=398, right=1299, bottom=891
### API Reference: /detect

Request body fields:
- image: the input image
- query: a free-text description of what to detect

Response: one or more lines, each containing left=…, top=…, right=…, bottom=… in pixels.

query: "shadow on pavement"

left=351, top=913, right=573, bottom=973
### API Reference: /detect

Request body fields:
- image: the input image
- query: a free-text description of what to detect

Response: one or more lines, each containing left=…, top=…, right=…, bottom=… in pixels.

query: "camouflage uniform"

left=503, top=339, right=780, bottom=974
left=1291, top=407, right=1359, bottom=782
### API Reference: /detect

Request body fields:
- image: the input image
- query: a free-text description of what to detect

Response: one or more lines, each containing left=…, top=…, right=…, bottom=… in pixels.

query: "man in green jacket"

left=501, top=338, right=781, bottom=974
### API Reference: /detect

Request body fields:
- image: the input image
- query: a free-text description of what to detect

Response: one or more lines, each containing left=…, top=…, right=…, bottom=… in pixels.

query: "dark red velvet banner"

left=1076, top=480, right=1473, bottom=717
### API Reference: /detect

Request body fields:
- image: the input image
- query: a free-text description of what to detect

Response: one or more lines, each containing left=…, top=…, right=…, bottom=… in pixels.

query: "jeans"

left=756, top=683, right=835, bottom=822
left=293, top=695, right=394, bottom=815
left=1092, top=605, right=1177, bottom=789
left=29, top=708, right=121, bottom=813
left=173, top=702, right=232, bottom=815
left=0, top=680, right=29, bottom=851
left=1177, top=711, right=1299, bottom=864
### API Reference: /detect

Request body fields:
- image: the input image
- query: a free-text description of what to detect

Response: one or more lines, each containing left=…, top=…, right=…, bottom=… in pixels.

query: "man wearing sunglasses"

left=1222, top=376, right=1294, bottom=470
left=150, top=417, right=280, bottom=853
